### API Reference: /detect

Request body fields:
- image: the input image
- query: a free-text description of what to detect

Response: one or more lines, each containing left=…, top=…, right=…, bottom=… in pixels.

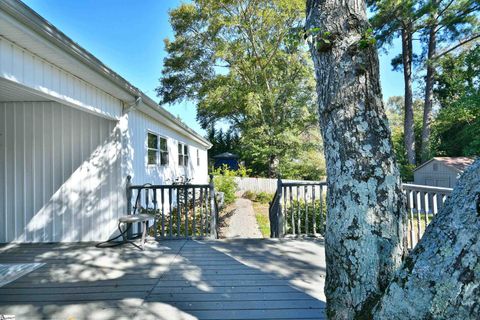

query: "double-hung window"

left=197, top=149, right=200, bottom=166
left=178, top=142, right=189, bottom=166
left=147, top=132, right=168, bottom=166
left=159, top=137, right=168, bottom=165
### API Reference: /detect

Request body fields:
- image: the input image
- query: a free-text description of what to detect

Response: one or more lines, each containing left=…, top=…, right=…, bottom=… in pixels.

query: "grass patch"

left=252, top=202, right=270, bottom=237
left=243, top=191, right=274, bottom=204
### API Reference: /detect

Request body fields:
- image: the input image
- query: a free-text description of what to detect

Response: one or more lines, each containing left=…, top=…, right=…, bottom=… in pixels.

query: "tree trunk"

left=373, top=159, right=480, bottom=319
left=401, top=24, right=416, bottom=165
left=306, top=1, right=406, bottom=318
left=421, top=20, right=437, bottom=163
left=268, top=154, right=279, bottom=178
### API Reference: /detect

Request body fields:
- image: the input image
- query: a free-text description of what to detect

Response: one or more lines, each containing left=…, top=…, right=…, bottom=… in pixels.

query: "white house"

left=0, top=0, right=212, bottom=243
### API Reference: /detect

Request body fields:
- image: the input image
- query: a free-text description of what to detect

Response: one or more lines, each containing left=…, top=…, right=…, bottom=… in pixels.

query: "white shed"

left=0, top=0, right=212, bottom=243
left=413, top=157, right=474, bottom=188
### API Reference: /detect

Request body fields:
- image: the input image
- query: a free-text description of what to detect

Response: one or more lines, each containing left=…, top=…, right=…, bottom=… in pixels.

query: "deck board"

left=0, top=239, right=326, bottom=319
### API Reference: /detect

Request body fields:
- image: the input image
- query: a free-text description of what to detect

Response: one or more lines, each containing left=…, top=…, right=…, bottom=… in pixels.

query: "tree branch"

left=435, top=0, right=455, bottom=22
left=434, top=5, right=480, bottom=34
left=434, top=33, right=480, bottom=59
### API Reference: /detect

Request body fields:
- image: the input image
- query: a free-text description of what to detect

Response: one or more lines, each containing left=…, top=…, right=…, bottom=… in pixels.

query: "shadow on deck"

left=0, top=239, right=326, bottom=320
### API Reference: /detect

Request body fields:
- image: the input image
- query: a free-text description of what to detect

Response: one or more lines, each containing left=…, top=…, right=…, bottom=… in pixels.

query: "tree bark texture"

left=268, top=154, right=279, bottom=178
left=421, top=21, right=437, bottom=163
left=373, top=159, right=480, bottom=319
left=306, top=1, right=406, bottom=318
left=401, top=24, right=416, bottom=165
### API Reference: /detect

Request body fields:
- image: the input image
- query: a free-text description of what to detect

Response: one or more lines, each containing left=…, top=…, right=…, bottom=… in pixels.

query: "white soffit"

left=0, top=10, right=134, bottom=102
left=0, top=77, right=49, bottom=102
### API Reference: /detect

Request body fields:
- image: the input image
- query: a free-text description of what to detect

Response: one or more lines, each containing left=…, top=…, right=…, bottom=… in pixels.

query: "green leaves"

left=158, top=0, right=319, bottom=177
left=358, top=28, right=377, bottom=49
left=432, top=45, right=480, bottom=157
left=284, top=26, right=305, bottom=52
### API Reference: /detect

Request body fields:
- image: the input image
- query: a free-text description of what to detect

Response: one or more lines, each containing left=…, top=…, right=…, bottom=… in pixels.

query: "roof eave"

left=2, top=0, right=212, bottom=148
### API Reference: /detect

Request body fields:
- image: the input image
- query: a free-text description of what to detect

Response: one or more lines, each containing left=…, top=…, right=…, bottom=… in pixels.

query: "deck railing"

left=269, top=178, right=328, bottom=238
left=402, top=183, right=452, bottom=248
left=126, top=175, right=218, bottom=239
left=269, top=178, right=452, bottom=248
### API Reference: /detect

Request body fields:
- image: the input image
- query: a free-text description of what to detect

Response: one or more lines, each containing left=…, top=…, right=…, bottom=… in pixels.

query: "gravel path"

left=224, top=198, right=263, bottom=239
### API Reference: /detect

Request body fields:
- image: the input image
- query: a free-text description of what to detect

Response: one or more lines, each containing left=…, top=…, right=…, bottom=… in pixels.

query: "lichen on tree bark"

left=306, top=0, right=406, bottom=318
left=373, top=159, right=480, bottom=319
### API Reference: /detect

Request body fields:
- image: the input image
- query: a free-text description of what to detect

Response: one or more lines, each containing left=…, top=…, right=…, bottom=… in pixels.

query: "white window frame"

left=147, top=131, right=169, bottom=166
left=178, top=142, right=189, bottom=167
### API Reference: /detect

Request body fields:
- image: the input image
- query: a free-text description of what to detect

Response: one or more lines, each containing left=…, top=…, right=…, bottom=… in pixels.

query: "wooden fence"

left=235, top=177, right=325, bottom=194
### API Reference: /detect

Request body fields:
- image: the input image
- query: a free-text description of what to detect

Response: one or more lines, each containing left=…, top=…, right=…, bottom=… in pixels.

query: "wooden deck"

left=0, top=239, right=326, bottom=320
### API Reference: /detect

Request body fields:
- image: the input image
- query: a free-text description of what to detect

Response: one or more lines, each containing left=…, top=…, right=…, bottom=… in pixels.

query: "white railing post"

left=401, top=183, right=452, bottom=249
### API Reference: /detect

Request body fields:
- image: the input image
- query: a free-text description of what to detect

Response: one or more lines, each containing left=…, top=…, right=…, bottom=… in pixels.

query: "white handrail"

left=402, top=183, right=453, bottom=194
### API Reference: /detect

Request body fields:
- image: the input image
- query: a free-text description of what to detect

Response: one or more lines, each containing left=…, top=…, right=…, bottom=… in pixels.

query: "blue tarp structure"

left=213, top=152, right=240, bottom=170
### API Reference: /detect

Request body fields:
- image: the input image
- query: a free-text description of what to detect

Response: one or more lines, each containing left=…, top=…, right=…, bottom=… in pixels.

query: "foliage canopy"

left=158, top=0, right=320, bottom=177
left=433, top=45, right=480, bottom=156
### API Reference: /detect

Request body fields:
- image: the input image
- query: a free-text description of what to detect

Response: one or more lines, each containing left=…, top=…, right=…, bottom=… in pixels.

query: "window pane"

left=148, top=149, right=157, bottom=164
left=184, top=155, right=189, bottom=166
left=178, top=143, right=182, bottom=154
left=160, top=151, right=169, bottom=165
left=160, top=138, right=167, bottom=151
left=184, top=145, right=188, bottom=154
left=148, top=133, right=158, bottom=149
left=179, top=154, right=183, bottom=165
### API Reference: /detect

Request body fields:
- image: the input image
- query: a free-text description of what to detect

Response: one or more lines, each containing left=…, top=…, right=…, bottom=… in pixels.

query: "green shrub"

left=211, top=165, right=237, bottom=205
left=141, top=197, right=211, bottom=238
left=400, top=164, right=416, bottom=182
left=243, top=190, right=256, bottom=201
left=242, top=191, right=274, bottom=204
left=284, top=199, right=327, bottom=236
left=255, top=192, right=274, bottom=204
left=236, top=164, right=251, bottom=177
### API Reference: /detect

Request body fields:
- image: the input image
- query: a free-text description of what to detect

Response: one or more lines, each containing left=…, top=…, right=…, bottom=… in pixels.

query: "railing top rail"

left=129, top=184, right=210, bottom=190
left=402, top=183, right=453, bottom=193
left=281, top=181, right=327, bottom=187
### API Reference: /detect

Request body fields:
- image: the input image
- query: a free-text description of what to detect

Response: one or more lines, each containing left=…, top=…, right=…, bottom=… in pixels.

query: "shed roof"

left=414, top=157, right=475, bottom=173
left=213, top=152, right=239, bottom=159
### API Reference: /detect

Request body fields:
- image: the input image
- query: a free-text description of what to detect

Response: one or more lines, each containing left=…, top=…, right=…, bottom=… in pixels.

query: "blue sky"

left=23, top=0, right=405, bottom=135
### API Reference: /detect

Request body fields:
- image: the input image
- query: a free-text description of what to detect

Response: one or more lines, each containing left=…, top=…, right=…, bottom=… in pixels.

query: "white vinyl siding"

left=413, top=160, right=459, bottom=188
left=0, top=10, right=212, bottom=243
left=0, top=36, right=123, bottom=119
left=0, top=102, right=210, bottom=243
left=0, top=101, right=123, bottom=242
left=127, top=110, right=209, bottom=186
